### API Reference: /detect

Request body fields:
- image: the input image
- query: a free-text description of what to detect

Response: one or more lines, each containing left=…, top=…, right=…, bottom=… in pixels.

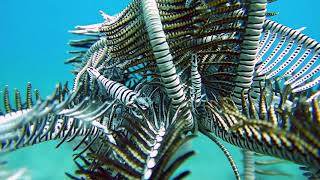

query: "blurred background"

left=0, top=0, right=319, bottom=179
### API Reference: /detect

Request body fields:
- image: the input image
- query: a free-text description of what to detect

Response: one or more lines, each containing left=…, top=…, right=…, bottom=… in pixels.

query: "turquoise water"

left=0, top=0, right=319, bottom=179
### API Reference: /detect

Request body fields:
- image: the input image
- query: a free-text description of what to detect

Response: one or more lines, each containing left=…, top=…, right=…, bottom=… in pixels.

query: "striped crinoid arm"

left=69, top=37, right=109, bottom=92
left=159, top=0, right=268, bottom=105
left=142, top=0, right=269, bottom=128
left=68, top=0, right=157, bottom=94
left=97, top=0, right=156, bottom=86
left=0, top=82, right=114, bottom=154
left=253, top=19, right=320, bottom=95
left=139, top=0, right=194, bottom=130
left=201, top=82, right=320, bottom=171
left=69, top=87, right=196, bottom=180
left=67, top=0, right=271, bottom=112
left=1, top=82, right=38, bottom=114
left=0, top=83, right=44, bottom=133
left=67, top=34, right=103, bottom=69
left=0, top=83, right=64, bottom=152
left=68, top=13, right=114, bottom=92
left=69, top=0, right=271, bottom=98
left=86, top=67, right=151, bottom=110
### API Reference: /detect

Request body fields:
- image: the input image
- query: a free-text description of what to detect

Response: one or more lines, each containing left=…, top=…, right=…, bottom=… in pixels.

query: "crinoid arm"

left=0, top=83, right=115, bottom=155
left=201, top=82, right=320, bottom=176
left=66, top=85, right=196, bottom=180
